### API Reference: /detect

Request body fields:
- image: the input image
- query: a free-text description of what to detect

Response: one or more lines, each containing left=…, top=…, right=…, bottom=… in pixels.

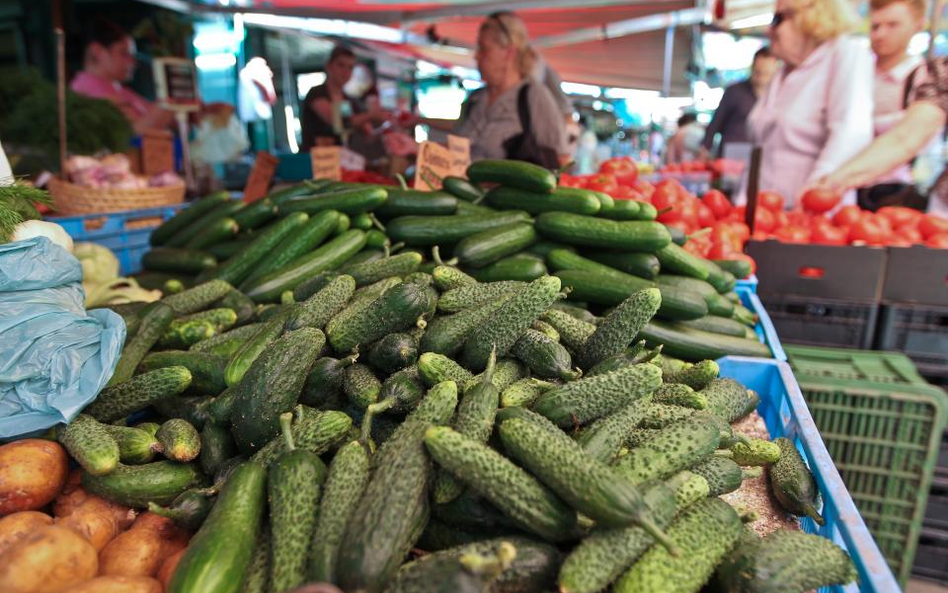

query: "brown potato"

left=0, top=439, right=69, bottom=515
left=59, top=576, right=162, bottom=593
left=156, top=548, right=185, bottom=589
left=130, top=512, right=190, bottom=560
left=0, top=525, right=98, bottom=593
left=53, top=469, right=87, bottom=518
left=56, top=496, right=136, bottom=551
left=0, top=510, right=53, bottom=554
left=98, top=522, right=166, bottom=577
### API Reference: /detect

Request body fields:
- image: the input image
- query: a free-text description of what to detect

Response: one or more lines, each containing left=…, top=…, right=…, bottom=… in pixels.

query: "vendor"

left=420, top=12, right=568, bottom=169
left=70, top=20, right=175, bottom=135
left=299, top=46, right=392, bottom=152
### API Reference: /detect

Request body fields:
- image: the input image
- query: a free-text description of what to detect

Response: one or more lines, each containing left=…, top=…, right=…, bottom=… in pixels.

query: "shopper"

left=740, top=0, right=874, bottom=208
left=860, top=0, right=929, bottom=210
left=700, top=47, right=778, bottom=158
left=299, top=46, right=391, bottom=152
left=666, top=113, right=705, bottom=164
left=71, top=20, right=175, bottom=135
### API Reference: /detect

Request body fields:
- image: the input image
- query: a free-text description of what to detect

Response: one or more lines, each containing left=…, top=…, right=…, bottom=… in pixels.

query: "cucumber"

left=532, top=363, right=662, bottom=428
left=143, top=248, right=217, bottom=274
left=432, top=265, right=477, bottom=291
left=527, top=240, right=574, bottom=259
left=583, top=250, right=661, bottom=280
left=470, top=253, right=548, bottom=282
left=107, top=302, right=175, bottom=386
left=585, top=342, right=657, bottom=377
left=578, top=287, right=661, bottom=371
left=351, top=211, right=374, bottom=230
left=85, top=366, right=192, bottom=423
left=374, top=365, right=426, bottom=416
left=83, top=460, right=204, bottom=508
left=638, top=320, right=770, bottom=361
left=279, top=186, right=388, bottom=215
left=652, top=383, right=707, bottom=409
left=292, top=271, right=342, bottom=302
left=500, top=377, right=556, bottom=408
left=654, top=242, right=710, bottom=280
left=472, top=358, right=526, bottom=393
left=156, top=319, right=215, bottom=350
left=232, top=198, right=277, bottom=230
left=229, top=328, right=326, bottom=454
left=151, top=191, right=230, bottom=246
left=152, top=395, right=213, bottom=432
left=511, top=328, right=578, bottom=380
left=733, top=302, right=758, bottom=327
left=712, top=258, right=753, bottom=279
left=203, top=212, right=310, bottom=287
left=701, top=378, right=756, bottom=423
left=455, top=200, right=496, bottom=215
left=467, top=159, right=557, bottom=193
left=155, top=418, right=201, bottom=462
left=770, top=437, right=824, bottom=524
left=386, top=544, right=515, bottom=593
left=309, top=440, right=370, bottom=583
left=375, top=189, right=458, bottom=217
left=343, top=363, right=382, bottom=409
left=706, top=292, right=736, bottom=317
left=575, top=395, right=654, bottom=464
left=614, top=412, right=721, bottom=483
left=367, top=332, right=419, bottom=374
left=250, top=406, right=352, bottom=467
left=185, top=216, right=239, bottom=250
left=327, top=281, right=433, bottom=353
left=677, top=314, right=750, bottom=338
left=485, top=185, right=601, bottom=215
left=703, top=260, right=737, bottom=293
left=241, top=526, right=270, bottom=593
left=139, top=350, right=226, bottom=395
left=208, top=239, right=251, bottom=261
left=423, top=425, right=578, bottom=542
left=284, top=274, right=356, bottom=332
left=165, top=307, right=237, bottom=339
left=224, top=318, right=284, bottom=387
left=199, top=422, right=236, bottom=477
left=433, top=489, right=520, bottom=533
left=269, top=181, right=330, bottom=205
left=460, top=276, right=562, bottom=371
left=557, top=482, right=677, bottom=593
left=387, top=211, right=532, bottom=246
left=535, top=212, right=672, bottom=252
left=729, top=438, right=781, bottom=466
left=268, top=414, right=327, bottom=592
left=442, top=176, right=484, bottom=202
left=598, top=198, right=641, bottom=220
left=342, top=252, right=422, bottom=287
left=438, top=281, right=524, bottom=313
left=300, top=354, right=358, bottom=408
left=148, top=488, right=215, bottom=532
left=240, top=210, right=340, bottom=288
left=453, top=222, right=538, bottom=269
left=162, top=279, right=234, bottom=315
left=58, top=414, right=120, bottom=476
left=325, top=276, right=402, bottom=337
left=418, top=352, right=474, bottom=387
left=666, top=359, right=719, bottom=391
left=539, top=309, right=597, bottom=352
left=666, top=469, right=711, bottom=508
left=243, top=230, right=367, bottom=303
left=532, top=319, right=560, bottom=341
left=613, top=498, right=742, bottom=593
left=336, top=382, right=458, bottom=593
left=636, top=403, right=697, bottom=430
left=102, top=424, right=161, bottom=464
left=689, top=455, right=754, bottom=497
left=167, top=462, right=267, bottom=593
left=215, top=289, right=255, bottom=324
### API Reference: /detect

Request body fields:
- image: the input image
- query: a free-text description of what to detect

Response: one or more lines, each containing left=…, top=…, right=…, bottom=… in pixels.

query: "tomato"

left=877, top=206, right=923, bottom=228
left=772, top=210, right=789, bottom=230
left=785, top=209, right=810, bottom=227
left=896, top=225, right=923, bottom=244
left=559, top=173, right=587, bottom=189
left=701, top=190, right=732, bottom=219
left=753, top=207, right=777, bottom=233
left=773, top=225, right=811, bottom=244
left=678, top=199, right=700, bottom=228
left=925, top=232, right=948, bottom=248
left=832, top=205, right=862, bottom=228
left=758, top=191, right=785, bottom=212
left=800, top=188, right=842, bottom=213
left=683, top=234, right=712, bottom=258
left=711, top=223, right=742, bottom=252
left=873, top=214, right=894, bottom=235
left=919, top=215, right=948, bottom=239
left=811, top=223, right=848, bottom=245
left=586, top=173, right=619, bottom=195
left=849, top=218, right=886, bottom=244
left=707, top=241, right=736, bottom=260
left=599, top=158, right=639, bottom=186
left=634, top=179, right=655, bottom=196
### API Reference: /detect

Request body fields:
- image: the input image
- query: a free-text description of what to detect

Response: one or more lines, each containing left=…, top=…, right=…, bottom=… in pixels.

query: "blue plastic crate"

left=48, top=205, right=186, bottom=275
left=735, top=273, right=758, bottom=293
left=737, top=285, right=787, bottom=361
left=718, top=357, right=901, bottom=593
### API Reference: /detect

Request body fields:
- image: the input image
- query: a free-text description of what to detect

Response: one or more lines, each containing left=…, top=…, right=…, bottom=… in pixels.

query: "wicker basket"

left=48, top=176, right=185, bottom=218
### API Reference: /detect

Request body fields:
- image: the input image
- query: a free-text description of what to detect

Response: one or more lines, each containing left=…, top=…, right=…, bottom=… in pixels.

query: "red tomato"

left=849, top=218, right=886, bottom=244
left=729, top=222, right=751, bottom=243
left=698, top=203, right=716, bottom=228
left=608, top=185, right=634, bottom=200
left=833, top=205, right=862, bottom=228
left=678, top=199, right=700, bottom=227
left=877, top=206, right=923, bottom=228
left=874, top=214, right=894, bottom=235
left=587, top=173, right=619, bottom=195
left=701, top=190, right=732, bottom=219
left=919, top=215, right=948, bottom=239
left=773, top=225, right=811, bottom=244
left=811, top=223, right=848, bottom=245
left=707, top=241, right=736, bottom=260
left=711, top=224, right=742, bottom=252
left=558, top=173, right=587, bottom=189
left=925, top=232, right=948, bottom=248
left=772, top=210, right=789, bottom=230
left=758, top=191, right=785, bottom=212
left=754, top=207, right=777, bottom=233
left=896, top=225, right=923, bottom=244
left=599, top=158, right=639, bottom=186
left=634, top=179, right=655, bottom=196
left=785, top=209, right=810, bottom=228
left=800, top=188, right=842, bottom=213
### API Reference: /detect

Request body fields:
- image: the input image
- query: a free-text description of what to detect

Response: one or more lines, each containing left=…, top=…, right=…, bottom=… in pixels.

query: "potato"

left=53, top=469, right=87, bottom=518
left=156, top=548, right=185, bottom=589
left=131, top=512, right=190, bottom=560
left=0, top=525, right=98, bottom=593
left=0, top=439, right=69, bottom=515
left=98, top=523, right=166, bottom=577
left=0, top=510, right=53, bottom=554
left=56, top=496, right=136, bottom=551
left=60, top=576, right=162, bottom=593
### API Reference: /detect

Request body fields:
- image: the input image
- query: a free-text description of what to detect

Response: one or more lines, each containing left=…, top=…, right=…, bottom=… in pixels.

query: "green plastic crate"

left=786, top=344, right=928, bottom=386
left=793, top=373, right=947, bottom=586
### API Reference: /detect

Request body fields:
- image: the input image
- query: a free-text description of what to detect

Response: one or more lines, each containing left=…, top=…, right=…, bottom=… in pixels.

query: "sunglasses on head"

left=488, top=11, right=513, bottom=41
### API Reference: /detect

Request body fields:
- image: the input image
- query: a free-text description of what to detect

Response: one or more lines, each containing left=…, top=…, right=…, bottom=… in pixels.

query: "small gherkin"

left=769, top=437, right=825, bottom=525
left=730, top=438, right=782, bottom=466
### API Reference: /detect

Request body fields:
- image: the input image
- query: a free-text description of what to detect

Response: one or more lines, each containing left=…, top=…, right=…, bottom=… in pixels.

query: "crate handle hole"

left=798, top=266, right=825, bottom=279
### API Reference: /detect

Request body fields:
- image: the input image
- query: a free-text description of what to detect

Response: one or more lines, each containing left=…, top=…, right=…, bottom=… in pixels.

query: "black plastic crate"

left=913, top=526, right=948, bottom=584
left=882, top=246, right=948, bottom=306
left=876, top=303, right=948, bottom=380
left=758, top=295, right=879, bottom=350
left=927, top=475, right=948, bottom=531
left=940, top=429, right=948, bottom=471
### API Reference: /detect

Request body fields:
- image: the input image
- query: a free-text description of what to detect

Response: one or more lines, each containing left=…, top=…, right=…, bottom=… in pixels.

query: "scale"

left=153, top=57, right=201, bottom=191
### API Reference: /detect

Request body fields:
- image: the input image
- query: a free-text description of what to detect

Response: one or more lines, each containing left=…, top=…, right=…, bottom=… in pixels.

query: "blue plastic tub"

left=718, top=357, right=901, bottom=593
left=736, top=285, right=787, bottom=361
left=735, top=273, right=758, bottom=293
left=48, top=205, right=186, bottom=275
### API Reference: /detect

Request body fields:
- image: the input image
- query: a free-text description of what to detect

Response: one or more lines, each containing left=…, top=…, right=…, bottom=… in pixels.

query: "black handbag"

left=502, top=84, right=561, bottom=170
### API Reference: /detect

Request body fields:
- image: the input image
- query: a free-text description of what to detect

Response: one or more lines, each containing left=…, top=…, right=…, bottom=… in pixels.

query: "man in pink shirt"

left=71, top=20, right=174, bottom=135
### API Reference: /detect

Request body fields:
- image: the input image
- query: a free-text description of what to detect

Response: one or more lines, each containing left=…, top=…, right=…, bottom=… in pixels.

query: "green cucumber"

left=300, top=354, right=358, bottom=408
left=292, top=271, right=341, bottom=302
left=343, top=363, right=382, bottom=409
left=703, top=260, right=737, bottom=294
left=324, top=276, right=402, bottom=337
left=151, top=192, right=230, bottom=246
left=59, top=414, right=120, bottom=476
left=139, top=350, right=226, bottom=395
left=147, top=488, right=215, bottom=532
left=166, top=199, right=243, bottom=248
left=455, top=200, right=496, bottom=215
left=575, top=395, right=654, bottom=464
left=433, top=489, right=520, bottom=533
left=438, top=281, right=524, bottom=313
left=375, top=189, right=458, bottom=217
left=250, top=406, right=352, bottom=468
left=199, top=422, right=237, bottom=477
left=418, top=352, right=474, bottom=387
left=156, top=319, right=215, bottom=350
left=387, top=211, right=531, bottom=246
left=284, top=274, right=356, bottom=331
left=729, top=438, right=781, bottom=466
left=636, top=403, right=697, bottom=430
left=485, top=185, right=601, bottom=215
left=666, top=359, right=719, bottom=391
left=143, top=248, right=217, bottom=274
left=102, top=424, right=161, bottom=465
left=240, top=210, right=340, bottom=288
left=535, top=212, right=672, bottom=252
left=162, top=279, right=234, bottom=315
left=442, top=176, right=484, bottom=202
left=232, top=198, right=277, bottom=230
left=539, top=309, right=597, bottom=352
left=215, top=289, right=255, bottom=324
left=532, top=363, right=662, bottom=428
left=327, top=281, right=433, bottom=353
left=712, top=258, right=753, bottom=279
left=243, top=230, right=367, bottom=302
left=584, top=342, right=657, bottom=377
left=85, top=366, right=192, bottom=423
left=511, top=328, right=578, bottom=380
left=241, top=526, right=270, bottom=593
left=167, top=461, right=267, bottom=593
left=432, top=265, right=477, bottom=291
left=374, top=365, right=426, bottom=416
left=184, top=216, right=239, bottom=250
left=598, top=198, right=641, bottom=221
left=165, top=307, right=237, bottom=338
left=156, top=418, right=201, bottom=462
left=654, top=242, right=711, bottom=280
left=638, top=320, right=770, bottom=361
left=367, top=332, right=419, bottom=374
left=471, top=358, right=525, bottom=393
left=527, top=240, right=574, bottom=259
left=224, top=318, right=284, bottom=387
left=190, top=323, right=263, bottom=357
left=500, top=377, right=556, bottom=408
left=208, top=239, right=250, bottom=261
left=701, top=378, right=756, bottom=423
left=351, top=211, right=374, bottom=230
left=83, top=460, right=204, bottom=508
left=470, top=253, right=548, bottom=282
left=652, top=383, right=707, bottom=409
left=206, top=213, right=310, bottom=287
left=583, top=250, right=661, bottom=280
left=364, top=228, right=386, bottom=248
left=689, top=455, right=754, bottom=497
left=279, top=186, right=388, bottom=215
left=342, top=252, right=422, bottom=287
left=677, top=314, right=750, bottom=338
left=770, top=437, right=824, bottom=525
left=107, top=302, right=175, bottom=386
left=578, top=287, right=661, bottom=371
left=467, top=159, right=557, bottom=193
left=453, top=222, right=538, bottom=269
left=269, top=181, right=329, bottom=205
left=532, top=319, right=560, bottom=342
left=614, top=412, right=721, bottom=483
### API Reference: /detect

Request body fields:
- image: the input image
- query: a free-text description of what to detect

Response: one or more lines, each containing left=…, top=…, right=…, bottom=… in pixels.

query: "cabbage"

left=11, top=220, right=73, bottom=252
left=73, top=241, right=119, bottom=288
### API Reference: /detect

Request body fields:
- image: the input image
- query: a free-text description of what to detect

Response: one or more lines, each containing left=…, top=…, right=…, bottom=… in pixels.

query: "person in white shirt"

left=742, top=0, right=874, bottom=209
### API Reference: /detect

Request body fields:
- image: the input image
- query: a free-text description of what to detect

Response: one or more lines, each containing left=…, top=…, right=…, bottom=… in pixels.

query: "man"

left=860, top=0, right=928, bottom=209
left=700, top=47, right=778, bottom=158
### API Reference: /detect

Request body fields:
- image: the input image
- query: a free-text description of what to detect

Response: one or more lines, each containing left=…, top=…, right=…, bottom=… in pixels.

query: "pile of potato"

left=0, top=439, right=190, bottom=593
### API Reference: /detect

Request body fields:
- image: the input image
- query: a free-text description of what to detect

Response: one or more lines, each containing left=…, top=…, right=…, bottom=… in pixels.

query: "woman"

left=424, top=12, right=568, bottom=168
left=300, top=46, right=391, bottom=152
left=816, top=58, right=948, bottom=216
left=741, top=0, right=874, bottom=208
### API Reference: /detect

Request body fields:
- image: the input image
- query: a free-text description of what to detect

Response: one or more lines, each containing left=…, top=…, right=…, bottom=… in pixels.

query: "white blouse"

left=744, top=35, right=875, bottom=208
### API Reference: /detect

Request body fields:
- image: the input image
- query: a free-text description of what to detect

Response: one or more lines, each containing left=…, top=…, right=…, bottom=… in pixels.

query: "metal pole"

left=928, top=0, right=944, bottom=58
left=745, top=146, right=763, bottom=233
left=662, top=25, right=675, bottom=97
left=55, top=27, right=67, bottom=175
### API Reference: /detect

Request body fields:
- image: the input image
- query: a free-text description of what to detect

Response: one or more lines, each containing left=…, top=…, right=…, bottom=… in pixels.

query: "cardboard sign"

left=153, top=57, right=200, bottom=111
left=413, top=141, right=452, bottom=191
left=141, top=130, right=175, bottom=176
left=243, top=151, right=279, bottom=203
left=447, top=135, right=471, bottom=177
left=310, top=146, right=342, bottom=181
left=340, top=147, right=366, bottom=172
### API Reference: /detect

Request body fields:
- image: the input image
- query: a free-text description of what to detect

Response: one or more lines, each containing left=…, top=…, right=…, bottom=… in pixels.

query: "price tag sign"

left=340, top=147, right=366, bottom=172
left=447, top=135, right=471, bottom=177
left=414, top=141, right=452, bottom=191
left=310, top=146, right=342, bottom=181
left=141, top=130, right=175, bottom=176
left=243, top=151, right=279, bottom=203
left=152, top=57, right=200, bottom=111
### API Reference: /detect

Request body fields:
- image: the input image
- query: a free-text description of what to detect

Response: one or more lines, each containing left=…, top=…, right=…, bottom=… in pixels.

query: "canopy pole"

left=929, top=0, right=944, bottom=57
left=662, top=25, right=675, bottom=97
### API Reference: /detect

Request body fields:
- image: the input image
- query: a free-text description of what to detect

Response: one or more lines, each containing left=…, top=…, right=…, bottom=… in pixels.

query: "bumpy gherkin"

left=730, top=438, right=782, bottom=466
left=614, top=412, right=721, bottom=484
left=577, top=287, right=661, bottom=371
left=770, top=437, right=824, bottom=525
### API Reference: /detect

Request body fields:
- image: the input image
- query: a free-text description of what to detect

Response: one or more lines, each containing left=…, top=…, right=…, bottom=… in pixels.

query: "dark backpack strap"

left=903, top=64, right=922, bottom=109
left=516, top=83, right=532, bottom=137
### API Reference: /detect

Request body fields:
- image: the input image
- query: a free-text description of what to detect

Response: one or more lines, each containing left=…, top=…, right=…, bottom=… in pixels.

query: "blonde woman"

left=422, top=12, right=568, bottom=168
left=742, top=0, right=874, bottom=208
